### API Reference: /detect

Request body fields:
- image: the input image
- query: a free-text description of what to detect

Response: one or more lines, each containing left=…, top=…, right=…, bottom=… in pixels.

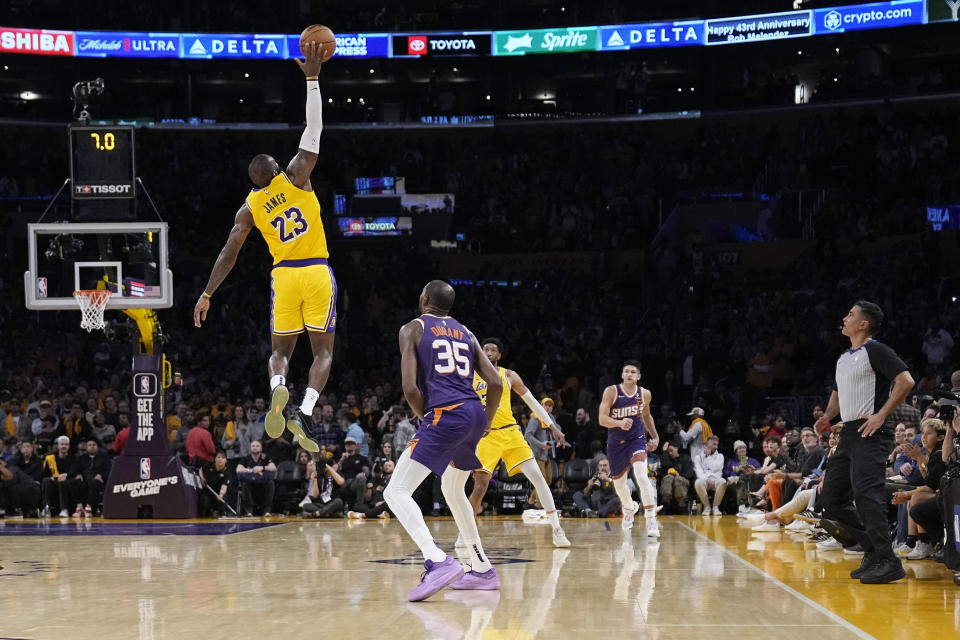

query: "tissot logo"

left=408, top=36, right=427, bottom=55
left=75, top=184, right=132, bottom=195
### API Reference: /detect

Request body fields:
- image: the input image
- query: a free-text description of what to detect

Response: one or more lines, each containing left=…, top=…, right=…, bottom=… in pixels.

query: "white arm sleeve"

left=520, top=390, right=556, bottom=433
left=299, top=79, right=323, bottom=153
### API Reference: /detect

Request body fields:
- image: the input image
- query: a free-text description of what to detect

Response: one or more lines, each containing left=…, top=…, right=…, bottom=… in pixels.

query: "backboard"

left=24, top=222, right=173, bottom=310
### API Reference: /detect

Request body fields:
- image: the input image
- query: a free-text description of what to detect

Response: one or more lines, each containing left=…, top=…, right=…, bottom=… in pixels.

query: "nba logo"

left=140, top=457, right=151, bottom=480
left=37, top=277, right=47, bottom=299
left=134, top=373, right=156, bottom=397
left=408, top=36, right=427, bottom=55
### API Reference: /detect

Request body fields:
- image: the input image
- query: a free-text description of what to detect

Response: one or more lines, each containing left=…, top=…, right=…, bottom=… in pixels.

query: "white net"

left=73, top=289, right=112, bottom=332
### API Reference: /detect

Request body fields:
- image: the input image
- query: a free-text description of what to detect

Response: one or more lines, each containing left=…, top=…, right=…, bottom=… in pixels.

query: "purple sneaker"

left=407, top=556, right=464, bottom=602
left=448, top=567, right=500, bottom=590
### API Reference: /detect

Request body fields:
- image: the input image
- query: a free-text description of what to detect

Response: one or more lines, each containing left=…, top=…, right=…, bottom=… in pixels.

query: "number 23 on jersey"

left=270, top=206, right=309, bottom=243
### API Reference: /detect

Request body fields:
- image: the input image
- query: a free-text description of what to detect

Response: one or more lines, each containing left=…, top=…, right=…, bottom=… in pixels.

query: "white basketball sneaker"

left=552, top=527, right=571, bottom=548
left=622, top=501, right=640, bottom=531
left=645, top=518, right=661, bottom=538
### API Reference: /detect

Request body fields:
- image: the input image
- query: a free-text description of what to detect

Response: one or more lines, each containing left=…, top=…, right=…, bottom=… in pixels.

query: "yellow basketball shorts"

left=476, top=425, right=534, bottom=476
left=269, top=260, right=337, bottom=335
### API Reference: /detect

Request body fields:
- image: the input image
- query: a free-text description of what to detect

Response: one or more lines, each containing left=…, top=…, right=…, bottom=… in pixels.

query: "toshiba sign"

left=0, top=27, right=74, bottom=55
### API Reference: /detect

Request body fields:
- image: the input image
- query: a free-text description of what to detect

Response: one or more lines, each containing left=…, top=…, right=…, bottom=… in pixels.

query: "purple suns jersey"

left=608, top=384, right=646, bottom=444
left=416, top=314, right=480, bottom=411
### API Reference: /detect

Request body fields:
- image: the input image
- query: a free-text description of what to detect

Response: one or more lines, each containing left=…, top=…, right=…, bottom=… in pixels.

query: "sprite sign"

left=494, top=27, right=598, bottom=55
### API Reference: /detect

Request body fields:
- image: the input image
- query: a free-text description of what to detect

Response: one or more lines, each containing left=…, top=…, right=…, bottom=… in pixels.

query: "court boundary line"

left=675, top=521, right=876, bottom=640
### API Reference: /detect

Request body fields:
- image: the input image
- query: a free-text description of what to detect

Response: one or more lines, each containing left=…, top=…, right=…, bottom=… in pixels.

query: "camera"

left=932, top=389, right=960, bottom=423
left=72, top=78, right=105, bottom=123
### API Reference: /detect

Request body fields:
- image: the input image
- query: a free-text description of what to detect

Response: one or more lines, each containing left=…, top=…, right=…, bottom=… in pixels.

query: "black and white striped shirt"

left=834, top=339, right=908, bottom=424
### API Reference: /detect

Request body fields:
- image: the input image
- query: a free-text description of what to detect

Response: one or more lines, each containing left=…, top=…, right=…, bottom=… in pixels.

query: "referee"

left=814, top=300, right=914, bottom=584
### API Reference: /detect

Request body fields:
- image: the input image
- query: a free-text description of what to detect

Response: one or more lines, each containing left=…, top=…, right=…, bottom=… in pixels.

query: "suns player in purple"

left=384, top=280, right=504, bottom=602
left=598, top=360, right=661, bottom=538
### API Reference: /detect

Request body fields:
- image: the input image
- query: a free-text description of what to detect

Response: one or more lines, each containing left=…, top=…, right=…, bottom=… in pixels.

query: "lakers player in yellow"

left=193, top=42, right=330, bottom=453
left=467, top=338, right=571, bottom=547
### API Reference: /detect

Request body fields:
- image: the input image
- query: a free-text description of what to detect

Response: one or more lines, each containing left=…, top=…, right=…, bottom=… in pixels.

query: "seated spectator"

left=749, top=428, right=839, bottom=531
left=313, top=404, right=344, bottom=456
left=302, top=454, right=345, bottom=518
left=3, top=400, right=25, bottom=439
left=222, top=406, right=263, bottom=462
left=348, top=459, right=393, bottom=519
left=113, top=422, right=131, bottom=456
left=586, top=440, right=606, bottom=476
left=892, top=418, right=947, bottom=559
left=68, top=438, right=111, bottom=517
left=335, top=435, right=370, bottom=509
left=12, top=440, right=44, bottom=483
left=236, top=440, right=277, bottom=516
left=907, top=413, right=959, bottom=571
left=262, top=431, right=295, bottom=464
left=658, top=441, right=695, bottom=513
left=370, top=440, right=394, bottom=483
left=341, top=411, right=369, bottom=458
left=63, top=402, right=90, bottom=447
left=35, top=415, right=60, bottom=454
left=573, top=458, right=620, bottom=517
left=186, top=412, right=216, bottom=465
left=693, top=435, right=726, bottom=515
left=745, top=436, right=787, bottom=505
left=889, top=423, right=924, bottom=485
left=199, top=451, right=236, bottom=517
left=89, top=410, right=117, bottom=450
left=763, top=428, right=824, bottom=510
left=723, top=439, right=761, bottom=512
left=42, top=435, right=76, bottom=517
left=0, top=456, right=41, bottom=517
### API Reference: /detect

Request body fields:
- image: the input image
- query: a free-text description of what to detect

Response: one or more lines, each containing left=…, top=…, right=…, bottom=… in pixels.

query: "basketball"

left=299, top=24, right=336, bottom=62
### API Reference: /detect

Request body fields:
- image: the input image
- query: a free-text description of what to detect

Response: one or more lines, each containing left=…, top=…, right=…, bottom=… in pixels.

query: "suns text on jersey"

left=610, top=405, right=640, bottom=419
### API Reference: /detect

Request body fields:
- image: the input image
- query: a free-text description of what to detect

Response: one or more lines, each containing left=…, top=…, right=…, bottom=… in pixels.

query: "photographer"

left=302, top=450, right=346, bottom=518
left=573, top=458, right=621, bottom=517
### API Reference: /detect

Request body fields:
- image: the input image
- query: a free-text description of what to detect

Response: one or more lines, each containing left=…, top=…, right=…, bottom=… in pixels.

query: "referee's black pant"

left=820, top=419, right=896, bottom=560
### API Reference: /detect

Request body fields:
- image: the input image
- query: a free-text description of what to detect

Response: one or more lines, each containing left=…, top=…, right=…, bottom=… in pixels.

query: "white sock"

left=519, top=459, right=561, bottom=529
left=441, top=466, right=492, bottom=573
left=383, top=448, right=446, bottom=563
left=632, top=459, right=658, bottom=517
left=612, top=475, right=635, bottom=511
left=270, top=375, right=285, bottom=391
left=300, top=387, right=319, bottom=415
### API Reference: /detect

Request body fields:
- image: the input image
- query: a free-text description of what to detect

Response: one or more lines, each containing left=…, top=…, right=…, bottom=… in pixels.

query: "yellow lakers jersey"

left=473, top=366, right=515, bottom=428
left=245, top=172, right=329, bottom=265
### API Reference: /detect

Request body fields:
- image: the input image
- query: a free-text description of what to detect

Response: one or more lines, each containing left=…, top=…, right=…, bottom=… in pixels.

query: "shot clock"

left=70, top=126, right=136, bottom=199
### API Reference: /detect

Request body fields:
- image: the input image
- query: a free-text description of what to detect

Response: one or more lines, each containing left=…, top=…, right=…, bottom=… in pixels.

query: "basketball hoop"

left=73, top=289, right=112, bottom=332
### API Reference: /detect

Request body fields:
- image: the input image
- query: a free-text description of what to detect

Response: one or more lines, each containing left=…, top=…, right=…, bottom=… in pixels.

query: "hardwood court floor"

left=0, top=515, right=956, bottom=640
